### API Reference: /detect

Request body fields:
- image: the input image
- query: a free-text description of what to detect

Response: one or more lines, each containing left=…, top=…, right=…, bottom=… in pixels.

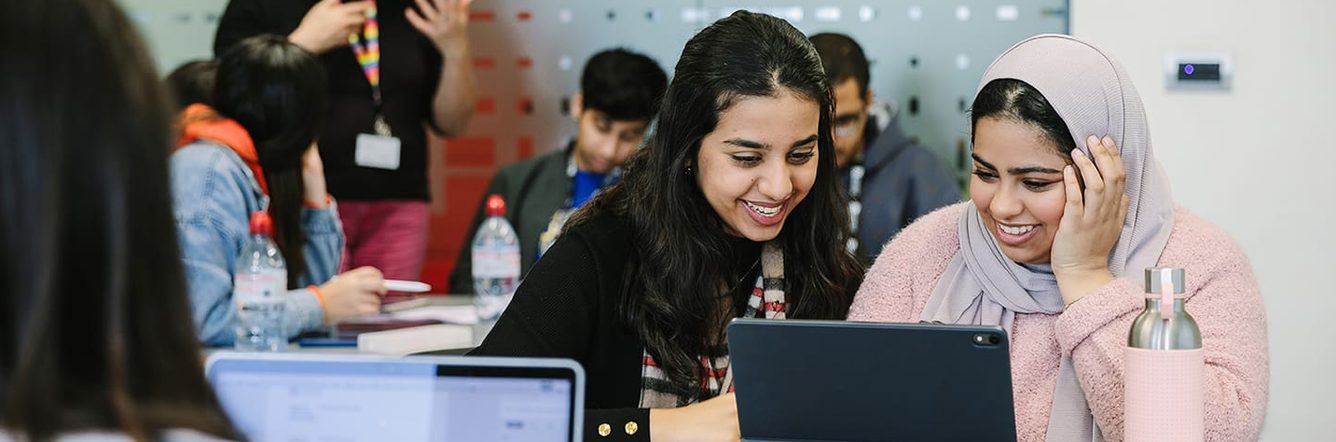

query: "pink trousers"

left=337, top=200, right=429, bottom=281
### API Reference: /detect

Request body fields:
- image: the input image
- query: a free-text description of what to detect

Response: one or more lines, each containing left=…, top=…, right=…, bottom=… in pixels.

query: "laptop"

left=726, top=319, right=1015, bottom=442
left=205, top=352, right=584, bottom=442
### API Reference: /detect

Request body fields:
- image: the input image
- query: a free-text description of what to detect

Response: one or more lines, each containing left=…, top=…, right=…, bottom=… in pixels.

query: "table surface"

left=211, top=294, right=497, bottom=356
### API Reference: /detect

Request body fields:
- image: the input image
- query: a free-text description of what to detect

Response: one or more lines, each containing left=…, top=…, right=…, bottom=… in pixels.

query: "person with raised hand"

left=214, top=0, right=478, bottom=282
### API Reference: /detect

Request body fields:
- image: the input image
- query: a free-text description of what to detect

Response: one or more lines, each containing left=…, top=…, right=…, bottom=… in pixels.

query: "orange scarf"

left=174, top=103, right=268, bottom=194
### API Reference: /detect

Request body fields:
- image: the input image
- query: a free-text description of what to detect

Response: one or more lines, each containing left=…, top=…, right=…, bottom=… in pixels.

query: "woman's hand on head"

left=318, top=266, right=385, bottom=324
left=649, top=392, right=741, bottom=442
left=1051, top=135, right=1128, bottom=306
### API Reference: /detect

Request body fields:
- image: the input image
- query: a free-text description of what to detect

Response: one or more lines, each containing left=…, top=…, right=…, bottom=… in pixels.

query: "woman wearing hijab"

left=849, top=34, right=1267, bottom=441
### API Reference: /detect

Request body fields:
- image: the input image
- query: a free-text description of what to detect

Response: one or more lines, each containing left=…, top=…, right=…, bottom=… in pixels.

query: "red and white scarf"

left=638, top=241, right=785, bottom=408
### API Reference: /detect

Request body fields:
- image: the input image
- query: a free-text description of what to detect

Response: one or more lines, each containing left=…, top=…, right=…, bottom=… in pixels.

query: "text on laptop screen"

left=209, top=359, right=574, bottom=441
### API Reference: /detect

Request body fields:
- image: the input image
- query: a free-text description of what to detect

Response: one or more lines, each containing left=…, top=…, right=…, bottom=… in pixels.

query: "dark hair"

left=580, top=48, right=669, bottom=121
left=971, top=78, right=1077, bottom=155
left=164, top=59, right=218, bottom=111
left=570, top=11, right=863, bottom=400
left=0, top=0, right=240, bottom=440
left=214, top=35, right=328, bottom=288
left=809, top=33, right=870, bottom=97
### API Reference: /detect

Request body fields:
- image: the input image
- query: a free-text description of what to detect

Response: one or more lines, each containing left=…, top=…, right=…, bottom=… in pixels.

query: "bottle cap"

left=1144, top=267, right=1185, bottom=294
left=249, top=211, right=273, bottom=236
left=485, top=194, right=507, bottom=217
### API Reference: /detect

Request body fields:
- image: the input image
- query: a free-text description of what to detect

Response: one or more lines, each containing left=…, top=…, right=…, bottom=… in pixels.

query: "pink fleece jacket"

left=848, top=203, right=1268, bottom=442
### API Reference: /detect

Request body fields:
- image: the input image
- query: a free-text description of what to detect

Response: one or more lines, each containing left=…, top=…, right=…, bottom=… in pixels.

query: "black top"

left=214, top=0, right=443, bottom=201
left=471, top=209, right=762, bottom=441
left=448, top=144, right=573, bottom=294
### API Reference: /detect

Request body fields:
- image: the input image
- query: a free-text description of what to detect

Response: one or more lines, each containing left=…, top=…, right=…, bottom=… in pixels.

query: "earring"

left=684, top=165, right=693, bottom=175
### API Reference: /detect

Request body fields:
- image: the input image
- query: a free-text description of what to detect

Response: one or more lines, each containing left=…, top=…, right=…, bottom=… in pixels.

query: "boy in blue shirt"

left=449, top=49, right=668, bottom=293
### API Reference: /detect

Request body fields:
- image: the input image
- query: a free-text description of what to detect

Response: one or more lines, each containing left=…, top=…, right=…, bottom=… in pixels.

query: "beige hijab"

left=919, top=34, right=1175, bottom=440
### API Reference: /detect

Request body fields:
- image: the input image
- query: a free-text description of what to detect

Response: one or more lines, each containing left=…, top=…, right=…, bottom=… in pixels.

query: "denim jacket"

left=170, top=142, right=343, bottom=346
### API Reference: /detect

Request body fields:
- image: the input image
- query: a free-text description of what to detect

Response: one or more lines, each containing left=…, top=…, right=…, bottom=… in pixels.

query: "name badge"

left=355, top=133, right=401, bottom=170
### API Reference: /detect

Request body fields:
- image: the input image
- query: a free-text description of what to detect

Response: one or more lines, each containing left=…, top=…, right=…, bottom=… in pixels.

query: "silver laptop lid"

left=206, top=352, right=584, bottom=442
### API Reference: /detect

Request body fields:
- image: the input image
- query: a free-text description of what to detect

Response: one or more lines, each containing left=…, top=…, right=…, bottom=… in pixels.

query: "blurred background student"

left=165, top=59, right=219, bottom=112
left=808, top=32, right=959, bottom=263
left=172, top=35, right=386, bottom=347
left=448, top=48, right=668, bottom=293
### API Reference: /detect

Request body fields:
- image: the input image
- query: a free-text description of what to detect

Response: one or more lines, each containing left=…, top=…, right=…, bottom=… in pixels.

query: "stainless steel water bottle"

left=1124, top=267, right=1204, bottom=442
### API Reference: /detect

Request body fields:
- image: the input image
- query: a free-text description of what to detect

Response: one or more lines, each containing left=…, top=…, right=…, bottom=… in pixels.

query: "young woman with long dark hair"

left=0, top=0, right=240, bottom=439
left=473, top=11, right=863, bottom=441
left=172, top=35, right=386, bottom=346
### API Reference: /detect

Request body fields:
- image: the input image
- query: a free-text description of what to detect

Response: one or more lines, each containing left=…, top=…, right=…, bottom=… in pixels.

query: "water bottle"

left=471, top=194, right=521, bottom=320
left=233, top=211, right=287, bottom=351
left=1125, top=267, right=1203, bottom=442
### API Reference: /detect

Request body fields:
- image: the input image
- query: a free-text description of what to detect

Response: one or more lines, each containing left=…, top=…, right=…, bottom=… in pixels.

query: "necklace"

left=720, top=257, right=761, bottom=298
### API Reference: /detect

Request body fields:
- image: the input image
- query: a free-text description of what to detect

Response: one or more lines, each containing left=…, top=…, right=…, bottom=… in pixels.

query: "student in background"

left=214, top=0, right=478, bottom=281
left=165, top=59, right=219, bottom=111
left=849, top=35, right=1267, bottom=441
left=0, top=0, right=240, bottom=439
left=448, top=48, right=668, bottom=293
left=472, top=11, right=863, bottom=441
left=172, top=35, right=385, bottom=347
left=809, top=32, right=960, bottom=263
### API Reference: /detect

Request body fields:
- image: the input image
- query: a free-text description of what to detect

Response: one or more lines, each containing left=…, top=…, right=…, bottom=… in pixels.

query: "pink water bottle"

left=1125, top=267, right=1203, bottom=441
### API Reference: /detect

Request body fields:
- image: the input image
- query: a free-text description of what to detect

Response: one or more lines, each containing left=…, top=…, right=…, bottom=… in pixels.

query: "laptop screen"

left=206, top=354, right=581, bottom=442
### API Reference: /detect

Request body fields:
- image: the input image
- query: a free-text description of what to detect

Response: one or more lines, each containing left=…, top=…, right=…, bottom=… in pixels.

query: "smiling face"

left=696, top=90, right=820, bottom=242
left=969, top=117, right=1072, bottom=264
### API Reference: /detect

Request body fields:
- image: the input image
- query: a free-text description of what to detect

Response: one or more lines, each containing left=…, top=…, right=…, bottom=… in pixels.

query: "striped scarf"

left=639, top=241, right=786, bottom=408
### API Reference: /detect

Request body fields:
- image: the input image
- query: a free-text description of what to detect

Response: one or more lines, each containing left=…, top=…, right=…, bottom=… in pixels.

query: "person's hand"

left=301, top=143, right=329, bottom=208
left=288, top=0, right=373, bottom=54
left=1051, top=135, right=1129, bottom=306
left=649, top=393, right=740, bottom=442
left=318, top=266, right=385, bottom=324
left=406, top=0, right=473, bottom=58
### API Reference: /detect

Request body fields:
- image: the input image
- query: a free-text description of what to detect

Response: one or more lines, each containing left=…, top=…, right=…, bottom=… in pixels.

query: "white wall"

left=116, top=0, right=228, bottom=74
left=1072, top=0, right=1336, bottom=439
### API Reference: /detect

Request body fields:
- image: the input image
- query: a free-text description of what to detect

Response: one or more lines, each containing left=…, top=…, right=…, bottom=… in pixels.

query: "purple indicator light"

left=1183, top=64, right=1195, bottom=75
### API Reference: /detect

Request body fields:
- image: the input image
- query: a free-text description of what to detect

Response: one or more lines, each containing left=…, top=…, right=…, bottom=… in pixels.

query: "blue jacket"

left=170, top=142, right=343, bottom=346
left=843, top=116, right=962, bottom=262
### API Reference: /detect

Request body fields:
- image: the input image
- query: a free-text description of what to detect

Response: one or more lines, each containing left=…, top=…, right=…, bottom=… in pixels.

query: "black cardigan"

left=470, top=210, right=761, bottom=441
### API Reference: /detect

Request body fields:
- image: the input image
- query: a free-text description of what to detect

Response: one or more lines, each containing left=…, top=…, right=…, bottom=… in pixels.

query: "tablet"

left=727, top=319, right=1015, bottom=442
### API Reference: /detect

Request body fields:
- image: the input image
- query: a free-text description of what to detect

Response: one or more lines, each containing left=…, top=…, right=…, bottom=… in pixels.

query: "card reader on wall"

left=1165, top=53, right=1232, bottom=91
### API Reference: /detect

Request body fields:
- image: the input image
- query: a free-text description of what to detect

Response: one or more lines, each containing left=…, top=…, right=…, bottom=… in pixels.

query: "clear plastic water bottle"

left=233, top=211, right=287, bottom=351
left=472, top=194, right=521, bottom=320
left=1125, top=267, right=1203, bottom=442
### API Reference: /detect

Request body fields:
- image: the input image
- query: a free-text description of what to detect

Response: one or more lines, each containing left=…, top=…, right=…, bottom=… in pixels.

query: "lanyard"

left=347, top=4, right=391, bottom=136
